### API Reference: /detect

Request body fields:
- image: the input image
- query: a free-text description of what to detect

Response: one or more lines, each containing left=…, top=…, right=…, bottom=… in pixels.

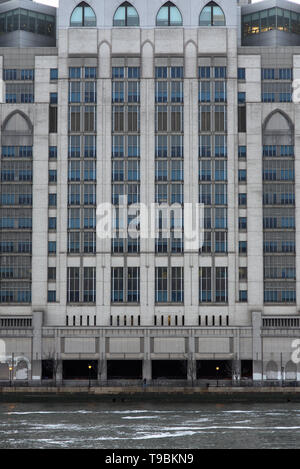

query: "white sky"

left=32, top=0, right=300, bottom=7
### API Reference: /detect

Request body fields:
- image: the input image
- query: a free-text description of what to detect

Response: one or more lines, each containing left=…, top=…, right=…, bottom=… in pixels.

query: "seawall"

left=1, top=386, right=300, bottom=403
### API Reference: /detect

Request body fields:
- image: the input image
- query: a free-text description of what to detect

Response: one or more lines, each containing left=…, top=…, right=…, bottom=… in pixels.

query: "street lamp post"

left=9, top=366, right=13, bottom=387
left=88, top=364, right=92, bottom=388
left=216, top=366, right=219, bottom=387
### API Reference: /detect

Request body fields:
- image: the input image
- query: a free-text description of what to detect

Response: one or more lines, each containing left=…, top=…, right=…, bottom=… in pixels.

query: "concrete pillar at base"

left=252, top=311, right=262, bottom=381
left=99, top=359, right=107, bottom=381
left=32, top=311, right=43, bottom=380
left=187, top=360, right=197, bottom=383
left=55, top=359, right=63, bottom=384
left=232, top=360, right=241, bottom=381
left=253, top=361, right=263, bottom=381
left=143, top=333, right=151, bottom=381
left=143, top=359, right=151, bottom=382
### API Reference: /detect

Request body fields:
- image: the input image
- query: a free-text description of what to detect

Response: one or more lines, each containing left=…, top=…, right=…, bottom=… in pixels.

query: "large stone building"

left=1, top=0, right=300, bottom=383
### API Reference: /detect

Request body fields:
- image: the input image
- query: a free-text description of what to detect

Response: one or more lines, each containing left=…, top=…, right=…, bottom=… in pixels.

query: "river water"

left=0, top=400, right=299, bottom=449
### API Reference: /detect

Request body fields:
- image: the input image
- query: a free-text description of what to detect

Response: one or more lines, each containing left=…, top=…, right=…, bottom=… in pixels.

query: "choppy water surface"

left=0, top=400, right=300, bottom=449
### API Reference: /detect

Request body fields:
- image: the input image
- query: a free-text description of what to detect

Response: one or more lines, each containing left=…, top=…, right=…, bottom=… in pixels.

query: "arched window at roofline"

left=113, top=2, right=139, bottom=27
left=156, top=2, right=183, bottom=27
left=199, top=2, right=226, bottom=27
left=70, top=2, right=96, bottom=27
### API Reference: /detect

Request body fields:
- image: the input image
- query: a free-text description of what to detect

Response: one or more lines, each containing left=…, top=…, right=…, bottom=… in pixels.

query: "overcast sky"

left=32, top=0, right=300, bottom=7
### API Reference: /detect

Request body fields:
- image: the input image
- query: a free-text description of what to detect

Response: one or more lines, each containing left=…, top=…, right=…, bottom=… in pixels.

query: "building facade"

left=1, top=0, right=300, bottom=383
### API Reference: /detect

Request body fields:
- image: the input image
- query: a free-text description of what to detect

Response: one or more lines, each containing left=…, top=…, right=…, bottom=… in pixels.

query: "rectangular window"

left=238, top=169, right=247, bottom=182
left=238, top=193, right=247, bottom=206
left=239, top=267, right=248, bottom=281
left=50, top=92, right=58, bottom=104
left=127, top=105, right=140, bottom=132
left=48, top=241, right=56, bottom=254
left=127, top=267, right=140, bottom=302
left=48, top=290, right=56, bottom=302
left=239, top=217, right=247, bottom=230
left=238, top=68, right=246, bottom=80
left=111, top=267, right=124, bottom=302
left=112, top=67, right=124, bottom=79
left=238, top=92, right=246, bottom=103
left=68, top=136, right=81, bottom=158
left=69, top=106, right=81, bottom=132
left=238, top=146, right=247, bottom=158
left=215, top=67, right=226, bottom=79
left=239, top=241, right=247, bottom=254
left=50, top=68, right=58, bottom=81
left=112, top=106, right=124, bottom=132
left=128, top=81, right=140, bottom=103
left=48, top=193, right=57, bottom=206
left=155, top=67, right=168, bottom=79
left=239, top=290, right=248, bottom=302
left=84, top=232, right=96, bottom=253
left=155, top=267, right=168, bottom=303
left=215, top=231, right=227, bottom=252
left=199, top=66, right=210, bottom=79
left=49, top=105, right=57, bottom=133
left=199, top=81, right=211, bottom=102
left=68, top=231, right=80, bottom=253
left=199, top=105, right=211, bottom=132
left=112, top=81, right=124, bottom=103
left=69, top=67, right=81, bottom=79
left=49, top=169, right=57, bottom=183
left=84, top=106, right=96, bottom=132
left=67, top=267, right=80, bottom=303
left=69, top=81, right=80, bottom=103
left=238, top=105, right=246, bottom=132
left=214, top=81, right=226, bottom=102
left=216, top=106, right=227, bottom=133
left=83, top=267, right=96, bottom=303
left=171, top=267, right=184, bottom=302
left=128, top=67, right=140, bottom=79
left=85, top=67, right=97, bottom=79
left=49, top=146, right=57, bottom=159
left=216, top=267, right=228, bottom=302
left=156, top=105, right=168, bottom=132
left=199, top=267, right=211, bottom=302
left=48, top=267, right=56, bottom=281
left=215, top=135, right=227, bottom=157
left=171, top=105, right=183, bottom=132
left=48, top=217, right=56, bottom=230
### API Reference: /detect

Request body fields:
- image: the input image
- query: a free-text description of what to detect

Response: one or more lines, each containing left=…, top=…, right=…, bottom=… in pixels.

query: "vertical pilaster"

left=184, top=40, right=199, bottom=325
left=252, top=311, right=262, bottom=380
left=57, top=57, right=69, bottom=321
left=32, top=311, right=43, bottom=380
left=143, top=331, right=152, bottom=381
left=31, top=102, right=49, bottom=309
left=140, top=39, right=155, bottom=326
left=293, top=55, right=300, bottom=310
left=227, top=29, right=238, bottom=313
left=97, top=41, right=112, bottom=325
left=247, top=103, right=263, bottom=309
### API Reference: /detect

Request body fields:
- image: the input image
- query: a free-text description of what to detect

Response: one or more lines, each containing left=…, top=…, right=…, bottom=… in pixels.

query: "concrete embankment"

left=0, top=386, right=300, bottom=403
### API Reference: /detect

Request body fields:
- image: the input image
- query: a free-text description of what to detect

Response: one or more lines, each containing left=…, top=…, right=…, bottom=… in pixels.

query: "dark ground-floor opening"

left=107, top=360, right=143, bottom=379
left=62, top=360, right=98, bottom=380
left=42, top=358, right=254, bottom=381
left=241, top=360, right=253, bottom=378
left=42, top=360, right=54, bottom=380
left=152, top=360, right=187, bottom=380
left=196, top=360, right=232, bottom=379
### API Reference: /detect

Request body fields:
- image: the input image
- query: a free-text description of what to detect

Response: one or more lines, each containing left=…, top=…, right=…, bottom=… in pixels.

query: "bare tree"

left=43, top=351, right=61, bottom=386
left=187, top=356, right=197, bottom=386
